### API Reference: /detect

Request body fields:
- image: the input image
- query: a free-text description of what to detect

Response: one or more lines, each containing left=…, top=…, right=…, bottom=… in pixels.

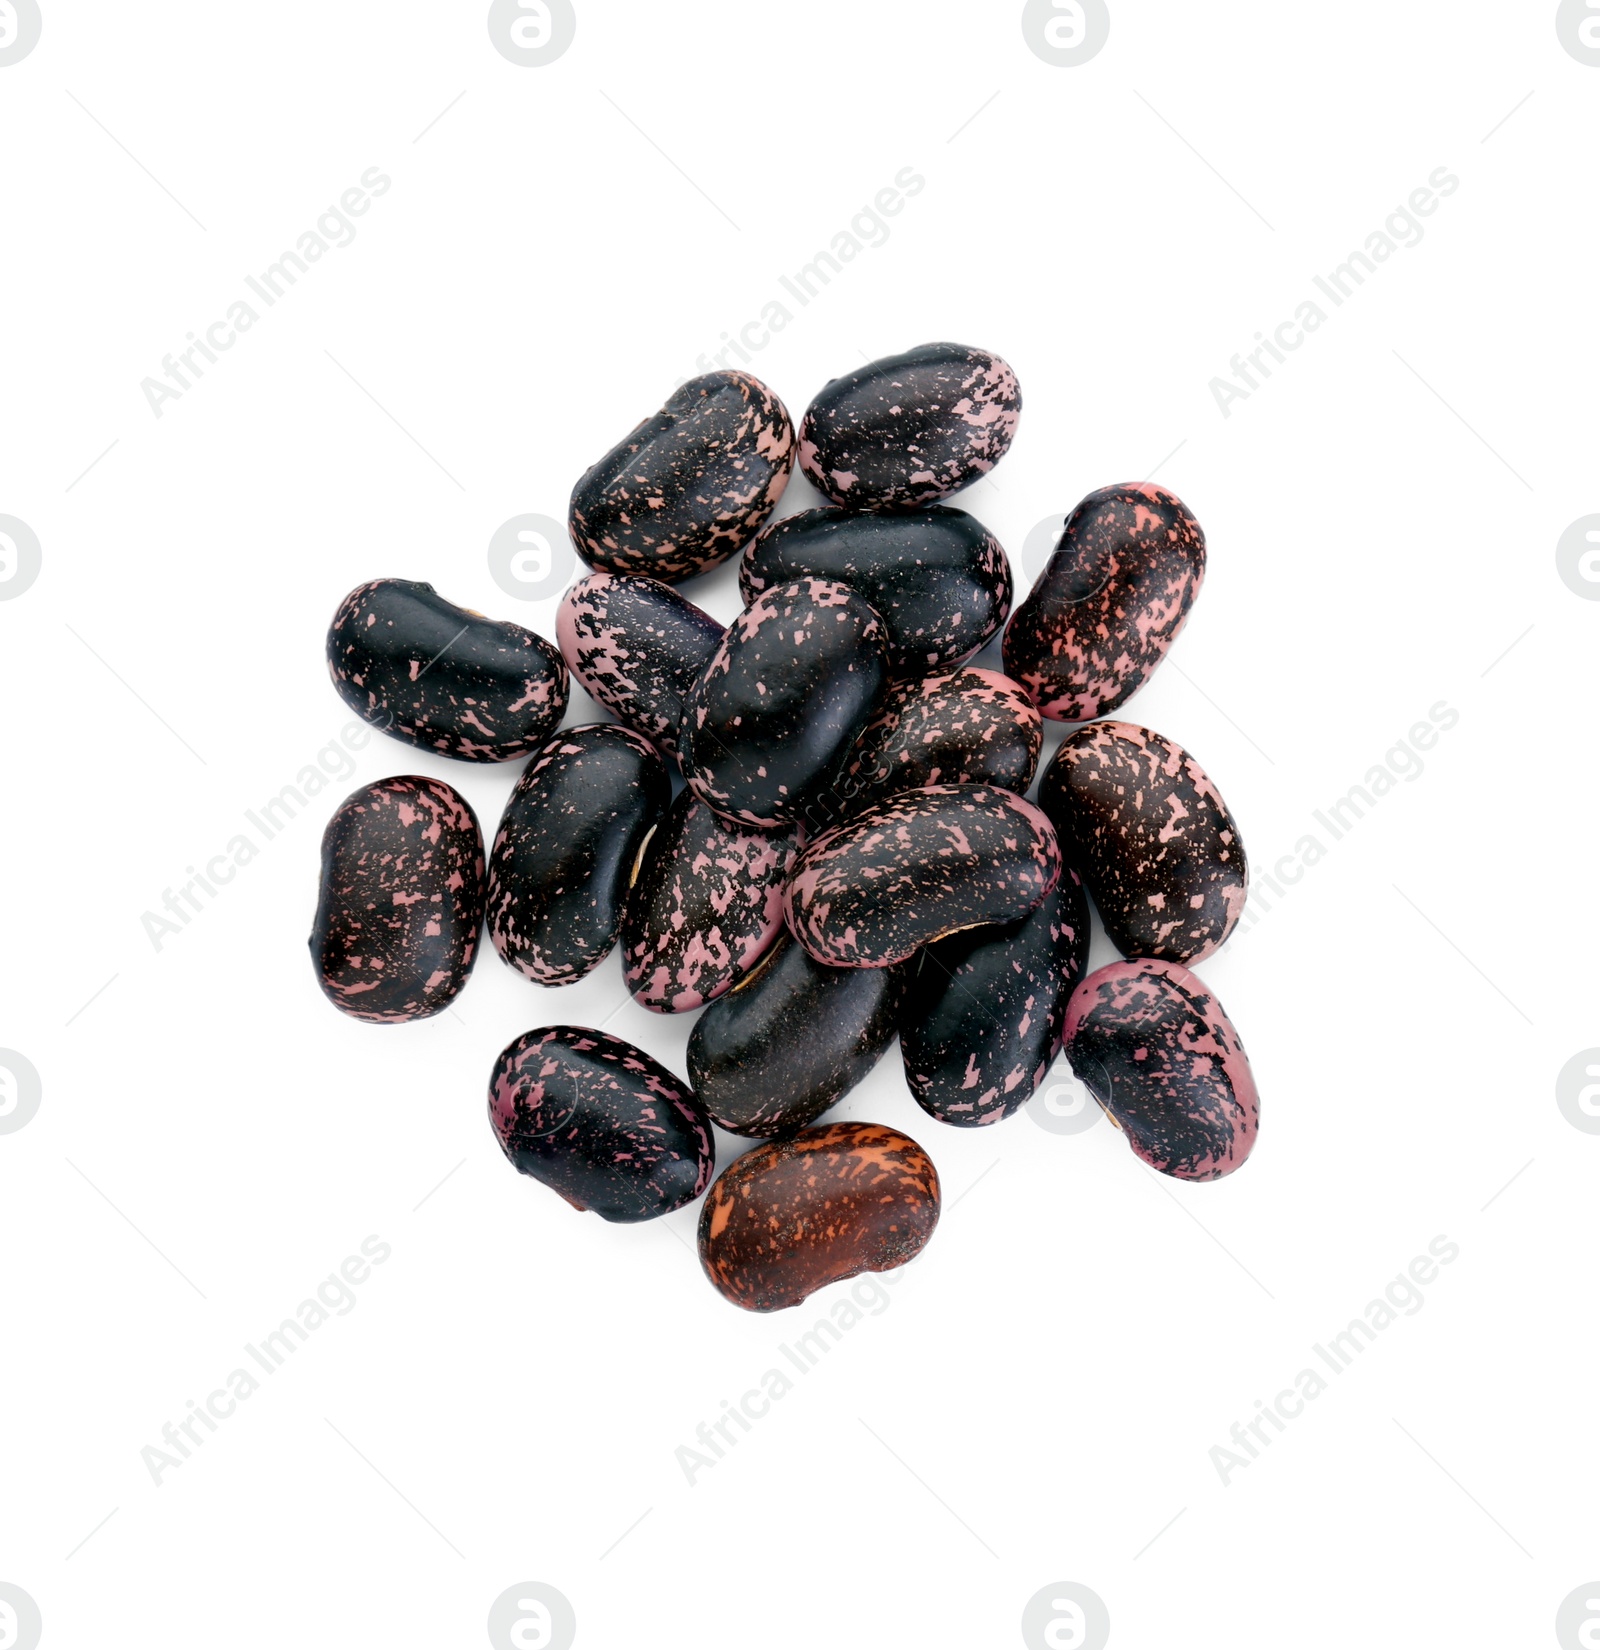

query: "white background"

left=2, top=3, right=1597, bottom=1646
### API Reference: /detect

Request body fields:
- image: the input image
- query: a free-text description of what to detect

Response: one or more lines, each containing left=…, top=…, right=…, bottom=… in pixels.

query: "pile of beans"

left=311, top=342, right=1260, bottom=1314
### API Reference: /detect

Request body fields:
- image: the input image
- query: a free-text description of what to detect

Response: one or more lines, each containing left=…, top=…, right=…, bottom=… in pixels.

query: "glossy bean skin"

left=568, top=371, right=795, bottom=583
left=740, top=506, right=1011, bottom=676
left=688, top=934, right=908, bottom=1137
left=1004, top=483, right=1206, bottom=721
left=487, top=726, right=669, bottom=987
left=681, top=578, right=889, bottom=828
left=785, top=784, right=1061, bottom=969
left=797, top=343, right=1022, bottom=509
left=698, top=1122, right=940, bottom=1312
left=327, top=579, right=568, bottom=762
left=556, top=571, right=723, bottom=767
left=834, top=668, right=1041, bottom=821
left=1038, top=721, right=1247, bottom=964
left=621, top=791, right=798, bottom=1014
left=1063, top=960, right=1258, bottom=1181
left=489, top=1027, right=714, bottom=1222
left=902, top=872, right=1089, bottom=1127
left=311, top=777, right=485, bottom=1023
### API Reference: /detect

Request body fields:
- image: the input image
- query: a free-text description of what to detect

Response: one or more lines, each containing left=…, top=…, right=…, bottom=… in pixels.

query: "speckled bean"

left=798, top=343, right=1021, bottom=509
left=740, top=505, right=1011, bottom=676
left=311, top=776, right=486, bottom=1023
left=620, top=790, right=798, bottom=1014
left=1004, top=482, right=1206, bottom=721
left=835, top=667, right=1041, bottom=822
left=785, top=783, right=1061, bottom=969
left=698, top=1121, right=940, bottom=1311
left=489, top=1026, right=714, bottom=1222
left=327, top=579, right=568, bottom=763
left=555, top=570, right=723, bottom=768
left=687, top=934, right=908, bottom=1137
left=487, top=725, right=669, bottom=986
left=681, top=578, right=889, bottom=828
left=568, top=371, right=794, bottom=582
left=1063, top=960, right=1259, bottom=1181
left=902, top=871, right=1089, bottom=1127
left=1038, top=721, right=1247, bottom=964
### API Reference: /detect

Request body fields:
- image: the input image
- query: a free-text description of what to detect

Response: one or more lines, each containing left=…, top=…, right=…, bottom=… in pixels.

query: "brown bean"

left=698, top=1121, right=940, bottom=1312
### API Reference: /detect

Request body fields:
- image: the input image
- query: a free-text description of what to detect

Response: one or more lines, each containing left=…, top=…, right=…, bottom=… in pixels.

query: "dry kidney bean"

left=555, top=570, right=723, bottom=769
left=569, top=370, right=794, bottom=582
left=327, top=579, right=568, bottom=763
left=1063, top=960, right=1259, bottom=1181
left=1038, top=720, right=1247, bottom=964
left=1004, top=482, right=1205, bottom=721
left=698, top=1121, right=940, bottom=1311
left=687, top=934, right=908, bottom=1137
left=785, top=783, right=1060, bottom=969
left=901, top=871, right=1089, bottom=1127
left=489, top=1026, right=714, bottom=1222
left=487, top=725, right=668, bottom=986
left=621, top=790, right=797, bottom=1014
left=741, top=505, right=1011, bottom=676
left=311, top=776, right=485, bottom=1023
left=798, top=342, right=1021, bottom=509
left=681, top=578, right=888, bottom=828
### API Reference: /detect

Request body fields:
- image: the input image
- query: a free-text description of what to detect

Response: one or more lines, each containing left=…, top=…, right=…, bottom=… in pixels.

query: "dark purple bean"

left=621, top=791, right=797, bottom=1014
left=902, top=872, right=1089, bottom=1127
left=1038, top=721, right=1247, bottom=964
left=487, top=725, right=668, bottom=987
left=555, top=570, right=722, bottom=767
left=1063, top=960, right=1259, bottom=1181
left=834, top=668, right=1041, bottom=823
left=326, top=579, right=568, bottom=763
left=489, top=1026, right=714, bottom=1222
left=740, top=505, right=1011, bottom=676
left=311, top=776, right=485, bottom=1023
left=688, top=934, right=908, bottom=1137
left=568, top=371, right=794, bottom=583
left=682, top=578, right=889, bottom=828
left=798, top=343, right=1021, bottom=509
left=1004, top=483, right=1206, bottom=721
left=785, top=783, right=1061, bottom=969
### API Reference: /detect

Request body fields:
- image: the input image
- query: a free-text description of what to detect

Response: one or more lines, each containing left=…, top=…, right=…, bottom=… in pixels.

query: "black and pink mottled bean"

left=327, top=579, right=568, bottom=762
left=740, top=506, right=1012, bottom=676
left=1063, top=960, right=1259, bottom=1182
left=489, top=1026, right=714, bottom=1223
left=487, top=725, right=669, bottom=987
left=785, top=784, right=1061, bottom=969
left=836, top=668, right=1042, bottom=822
left=688, top=934, right=909, bottom=1138
left=621, top=791, right=798, bottom=1014
left=901, top=872, right=1089, bottom=1127
left=311, top=776, right=485, bottom=1023
left=555, top=571, right=722, bottom=767
left=568, top=371, right=795, bottom=583
left=681, top=578, right=889, bottom=828
left=798, top=343, right=1022, bottom=509
left=1003, top=483, right=1207, bottom=722
left=1038, top=721, right=1247, bottom=965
